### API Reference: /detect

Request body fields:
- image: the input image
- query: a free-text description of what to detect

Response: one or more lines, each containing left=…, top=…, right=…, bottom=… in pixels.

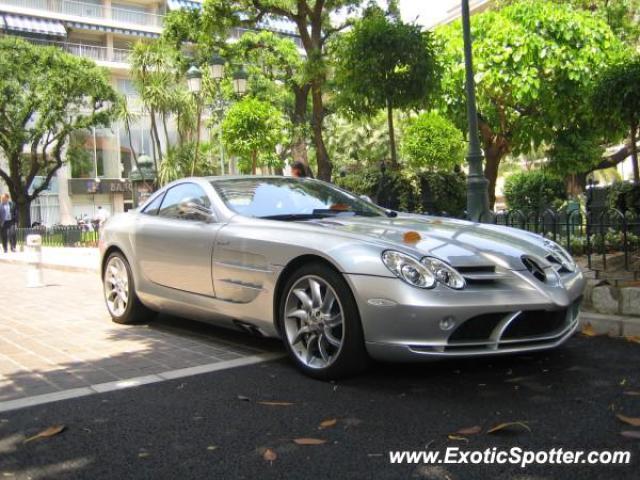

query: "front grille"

left=448, top=312, right=507, bottom=342
left=501, top=309, right=567, bottom=339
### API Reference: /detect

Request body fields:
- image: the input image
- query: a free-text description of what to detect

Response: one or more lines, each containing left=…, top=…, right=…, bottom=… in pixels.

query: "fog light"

left=439, top=316, right=455, bottom=331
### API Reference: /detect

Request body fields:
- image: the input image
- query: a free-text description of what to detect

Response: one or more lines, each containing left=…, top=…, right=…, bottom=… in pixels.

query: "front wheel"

left=103, top=252, right=155, bottom=324
left=278, top=263, right=369, bottom=380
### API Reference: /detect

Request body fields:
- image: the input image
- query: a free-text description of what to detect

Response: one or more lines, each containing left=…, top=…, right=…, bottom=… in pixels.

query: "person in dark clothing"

left=0, top=193, right=18, bottom=253
left=291, top=161, right=308, bottom=178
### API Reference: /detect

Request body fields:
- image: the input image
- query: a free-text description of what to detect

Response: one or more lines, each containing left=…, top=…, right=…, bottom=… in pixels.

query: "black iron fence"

left=490, top=208, right=640, bottom=274
left=13, top=208, right=639, bottom=274
left=16, top=226, right=99, bottom=248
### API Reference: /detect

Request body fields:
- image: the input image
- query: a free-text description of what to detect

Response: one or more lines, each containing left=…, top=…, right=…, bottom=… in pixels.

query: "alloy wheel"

left=283, top=275, right=345, bottom=369
left=104, top=256, right=129, bottom=317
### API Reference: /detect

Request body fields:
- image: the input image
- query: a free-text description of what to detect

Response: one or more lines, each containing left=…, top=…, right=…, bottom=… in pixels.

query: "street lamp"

left=232, top=67, right=248, bottom=96
left=186, top=65, right=202, bottom=94
left=461, top=0, right=491, bottom=222
left=187, top=65, right=203, bottom=175
left=209, top=53, right=225, bottom=80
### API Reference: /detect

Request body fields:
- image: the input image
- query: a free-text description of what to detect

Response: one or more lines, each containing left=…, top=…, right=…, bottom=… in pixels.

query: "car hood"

left=305, top=214, right=553, bottom=271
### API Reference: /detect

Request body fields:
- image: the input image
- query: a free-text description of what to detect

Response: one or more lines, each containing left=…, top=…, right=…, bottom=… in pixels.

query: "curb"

left=0, top=257, right=98, bottom=274
left=579, top=311, right=640, bottom=337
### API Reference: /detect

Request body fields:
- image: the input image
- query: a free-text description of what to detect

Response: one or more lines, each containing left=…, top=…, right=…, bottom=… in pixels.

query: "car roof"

left=205, top=175, right=316, bottom=183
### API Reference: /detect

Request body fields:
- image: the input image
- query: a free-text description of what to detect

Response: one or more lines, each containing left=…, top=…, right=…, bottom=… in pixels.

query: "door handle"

left=216, top=240, right=230, bottom=246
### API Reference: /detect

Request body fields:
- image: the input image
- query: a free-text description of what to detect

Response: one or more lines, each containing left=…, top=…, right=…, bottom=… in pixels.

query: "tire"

left=278, top=262, right=369, bottom=380
left=103, top=252, right=155, bottom=325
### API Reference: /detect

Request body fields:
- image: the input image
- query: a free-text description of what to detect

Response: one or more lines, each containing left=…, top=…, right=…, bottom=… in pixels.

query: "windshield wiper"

left=259, top=213, right=331, bottom=221
left=312, top=209, right=380, bottom=217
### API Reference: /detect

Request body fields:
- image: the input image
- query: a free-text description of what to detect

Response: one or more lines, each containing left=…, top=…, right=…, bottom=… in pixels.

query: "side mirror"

left=359, top=194, right=373, bottom=203
left=178, top=198, right=214, bottom=221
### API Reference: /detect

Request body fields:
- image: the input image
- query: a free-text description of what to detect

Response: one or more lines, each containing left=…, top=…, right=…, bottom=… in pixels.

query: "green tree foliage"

left=179, top=0, right=363, bottom=181
left=0, top=37, right=117, bottom=226
left=548, top=0, right=640, bottom=46
left=503, top=170, right=566, bottom=212
left=229, top=30, right=307, bottom=167
left=546, top=125, right=605, bottom=195
left=401, top=112, right=465, bottom=171
left=436, top=0, right=625, bottom=207
left=222, top=98, right=287, bottom=174
left=333, top=5, right=440, bottom=167
left=592, top=56, right=640, bottom=183
left=325, top=112, right=390, bottom=171
left=335, top=168, right=466, bottom=216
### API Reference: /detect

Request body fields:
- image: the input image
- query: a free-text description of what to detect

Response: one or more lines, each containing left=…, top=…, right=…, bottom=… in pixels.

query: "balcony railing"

left=0, top=0, right=164, bottom=28
left=22, top=37, right=131, bottom=64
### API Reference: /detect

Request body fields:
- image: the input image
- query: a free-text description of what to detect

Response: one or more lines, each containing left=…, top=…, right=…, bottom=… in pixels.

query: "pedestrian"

left=94, top=206, right=110, bottom=230
left=290, top=161, right=307, bottom=178
left=0, top=193, right=17, bottom=253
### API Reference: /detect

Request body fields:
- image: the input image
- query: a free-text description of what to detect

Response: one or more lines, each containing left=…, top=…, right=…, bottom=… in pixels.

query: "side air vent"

left=545, top=254, right=570, bottom=273
left=522, top=256, right=546, bottom=282
left=456, top=265, right=506, bottom=283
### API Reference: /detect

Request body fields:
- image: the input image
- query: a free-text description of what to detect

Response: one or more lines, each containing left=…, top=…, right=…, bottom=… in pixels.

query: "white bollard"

left=26, top=234, right=44, bottom=288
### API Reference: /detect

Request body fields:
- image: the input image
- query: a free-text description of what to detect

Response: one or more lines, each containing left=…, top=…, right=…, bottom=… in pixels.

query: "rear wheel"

left=278, top=262, right=368, bottom=380
left=103, top=252, right=155, bottom=324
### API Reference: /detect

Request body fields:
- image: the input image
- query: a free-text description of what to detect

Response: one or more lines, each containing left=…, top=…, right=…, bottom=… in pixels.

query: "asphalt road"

left=1, top=335, right=639, bottom=480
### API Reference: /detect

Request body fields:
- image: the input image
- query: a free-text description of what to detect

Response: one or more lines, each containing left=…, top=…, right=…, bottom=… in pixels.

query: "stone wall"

left=583, top=280, right=640, bottom=317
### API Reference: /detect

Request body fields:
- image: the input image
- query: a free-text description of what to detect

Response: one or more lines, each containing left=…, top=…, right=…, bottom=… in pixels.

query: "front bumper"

left=344, top=269, right=585, bottom=362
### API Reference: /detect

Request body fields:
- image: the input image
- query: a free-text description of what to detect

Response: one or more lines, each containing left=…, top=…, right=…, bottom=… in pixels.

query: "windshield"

left=211, top=177, right=385, bottom=220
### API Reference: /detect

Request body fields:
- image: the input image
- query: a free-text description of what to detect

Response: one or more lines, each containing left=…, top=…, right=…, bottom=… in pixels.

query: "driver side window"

left=158, top=183, right=212, bottom=220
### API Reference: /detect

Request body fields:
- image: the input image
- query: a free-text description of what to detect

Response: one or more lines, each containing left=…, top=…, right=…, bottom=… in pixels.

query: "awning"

left=65, top=21, right=159, bottom=39
left=167, top=0, right=201, bottom=11
left=2, top=14, right=66, bottom=37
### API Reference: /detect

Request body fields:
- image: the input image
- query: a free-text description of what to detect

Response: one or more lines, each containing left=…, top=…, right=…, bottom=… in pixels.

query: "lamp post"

left=461, top=0, right=491, bottom=222
left=232, top=66, right=248, bottom=96
left=209, top=53, right=226, bottom=176
left=187, top=65, right=203, bottom=176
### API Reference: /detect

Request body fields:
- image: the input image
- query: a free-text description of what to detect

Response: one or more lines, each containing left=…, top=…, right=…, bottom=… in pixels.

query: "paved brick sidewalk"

left=0, top=263, right=281, bottom=403
left=0, top=247, right=99, bottom=272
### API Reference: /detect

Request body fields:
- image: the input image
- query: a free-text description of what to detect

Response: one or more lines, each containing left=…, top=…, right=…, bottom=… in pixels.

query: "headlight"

left=421, top=256, right=466, bottom=290
left=381, top=251, right=466, bottom=290
left=543, top=239, right=576, bottom=272
left=381, top=251, right=436, bottom=288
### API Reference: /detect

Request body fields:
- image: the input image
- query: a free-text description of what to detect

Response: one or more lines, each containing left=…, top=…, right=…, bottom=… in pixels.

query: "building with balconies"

left=0, top=0, right=299, bottom=225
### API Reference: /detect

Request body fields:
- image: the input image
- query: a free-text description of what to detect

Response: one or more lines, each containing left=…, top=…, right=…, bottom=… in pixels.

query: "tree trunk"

left=565, top=173, right=587, bottom=197
left=149, top=109, right=163, bottom=172
left=251, top=150, right=257, bottom=175
left=291, top=85, right=309, bottom=168
left=386, top=98, right=398, bottom=168
left=310, top=81, right=331, bottom=181
left=483, top=142, right=509, bottom=210
left=478, top=120, right=509, bottom=210
left=16, top=193, right=31, bottom=228
left=630, top=123, right=639, bottom=184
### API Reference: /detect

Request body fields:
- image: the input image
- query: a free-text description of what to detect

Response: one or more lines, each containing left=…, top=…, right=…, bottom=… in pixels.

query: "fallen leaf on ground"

left=293, top=438, right=327, bottom=445
left=623, top=391, right=640, bottom=396
left=456, top=426, right=482, bottom=436
left=626, top=336, right=640, bottom=345
left=487, top=422, right=531, bottom=434
left=620, top=431, right=640, bottom=440
left=616, top=414, right=640, bottom=427
left=207, top=445, right=218, bottom=451
left=581, top=324, right=599, bottom=337
left=263, top=448, right=277, bottom=462
left=23, top=425, right=65, bottom=444
left=257, top=401, right=293, bottom=406
left=447, top=435, right=469, bottom=442
left=237, top=395, right=251, bottom=402
left=319, top=418, right=337, bottom=429
left=138, top=452, right=150, bottom=458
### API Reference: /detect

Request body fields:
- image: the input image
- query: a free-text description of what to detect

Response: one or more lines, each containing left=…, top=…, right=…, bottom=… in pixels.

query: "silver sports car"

left=99, top=176, right=585, bottom=379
